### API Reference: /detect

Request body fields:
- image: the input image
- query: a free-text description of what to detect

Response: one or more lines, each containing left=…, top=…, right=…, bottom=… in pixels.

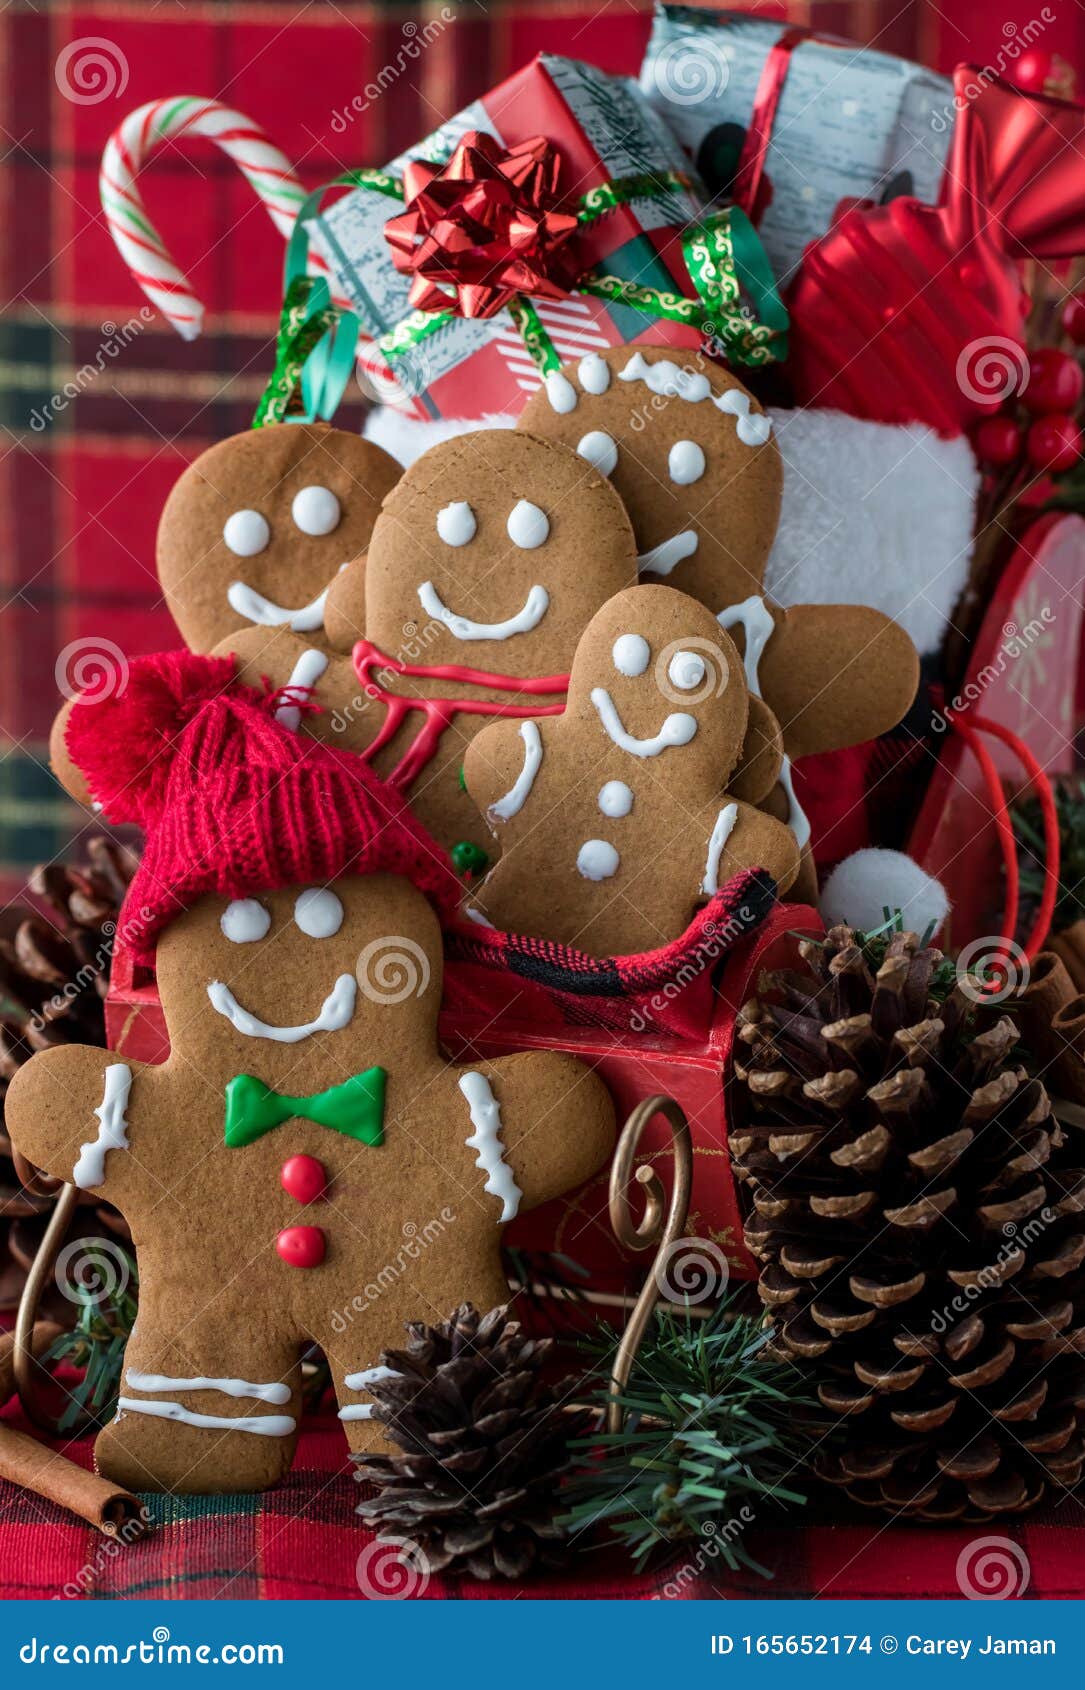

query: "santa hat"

left=66, top=649, right=461, bottom=962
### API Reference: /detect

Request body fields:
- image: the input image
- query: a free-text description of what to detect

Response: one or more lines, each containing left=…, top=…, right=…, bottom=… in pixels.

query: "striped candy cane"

left=100, top=95, right=309, bottom=340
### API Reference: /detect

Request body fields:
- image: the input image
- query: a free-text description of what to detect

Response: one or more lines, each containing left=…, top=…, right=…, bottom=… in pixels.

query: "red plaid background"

left=2, top=0, right=1085, bottom=892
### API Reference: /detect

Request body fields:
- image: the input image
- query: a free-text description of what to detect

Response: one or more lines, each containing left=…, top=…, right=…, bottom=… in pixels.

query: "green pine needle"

left=559, top=1300, right=818, bottom=1576
left=44, top=1243, right=138, bottom=1432
left=1013, top=775, right=1085, bottom=935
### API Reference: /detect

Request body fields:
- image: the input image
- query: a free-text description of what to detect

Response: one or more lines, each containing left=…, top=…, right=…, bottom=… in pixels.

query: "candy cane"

left=100, top=96, right=310, bottom=340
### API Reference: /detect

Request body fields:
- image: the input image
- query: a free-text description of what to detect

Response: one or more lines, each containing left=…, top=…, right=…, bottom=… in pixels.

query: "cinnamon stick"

left=0, top=1329, right=148, bottom=1539
left=1049, top=920, right=1085, bottom=994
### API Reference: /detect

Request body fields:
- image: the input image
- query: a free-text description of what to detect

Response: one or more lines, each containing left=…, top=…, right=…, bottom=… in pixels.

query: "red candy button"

left=280, top=1154, right=327, bottom=1205
left=276, top=1225, right=326, bottom=1269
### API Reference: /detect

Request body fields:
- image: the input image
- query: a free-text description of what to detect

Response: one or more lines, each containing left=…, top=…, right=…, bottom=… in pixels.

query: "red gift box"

left=308, top=54, right=708, bottom=422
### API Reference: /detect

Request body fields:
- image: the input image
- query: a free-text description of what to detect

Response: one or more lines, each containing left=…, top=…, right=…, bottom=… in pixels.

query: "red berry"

left=1026, top=414, right=1083, bottom=473
left=1010, top=47, right=1054, bottom=94
left=280, top=1153, right=327, bottom=1205
left=1063, top=292, right=1085, bottom=346
left=276, top=1225, right=326, bottom=1269
left=1024, top=348, right=1084, bottom=414
left=974, top=416, right=1023, bottom=467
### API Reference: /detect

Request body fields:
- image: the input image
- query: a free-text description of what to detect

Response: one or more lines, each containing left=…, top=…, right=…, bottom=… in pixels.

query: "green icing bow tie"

left=224, top=1069, right=386, bottom=1149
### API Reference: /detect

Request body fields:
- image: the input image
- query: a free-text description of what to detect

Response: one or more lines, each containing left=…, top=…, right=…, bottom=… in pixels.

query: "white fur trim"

left=364, top=409, right=514, bottom=466
left=820, top=849, right=950, bottom=937
left=765, top=409, right=978, bottom=657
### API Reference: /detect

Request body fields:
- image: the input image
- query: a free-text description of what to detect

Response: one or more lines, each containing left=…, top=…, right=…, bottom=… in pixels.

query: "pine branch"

left=44, top=1244, right=138, bottom=1431
left=560, top=1300, right=818, bottom=1574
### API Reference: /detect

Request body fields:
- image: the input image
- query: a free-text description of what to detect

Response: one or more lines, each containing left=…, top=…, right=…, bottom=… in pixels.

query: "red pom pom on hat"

left=65, top=649, right=460, bottom=962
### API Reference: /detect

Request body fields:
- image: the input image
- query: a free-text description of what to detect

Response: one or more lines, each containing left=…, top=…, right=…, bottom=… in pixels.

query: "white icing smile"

left=207, top=974, right=356, bottom=1043
left=418, top=581, right=549, bottom=642
left=227, top=576, right=337, bottom=634
left=590, top=687, right=697, bottom=757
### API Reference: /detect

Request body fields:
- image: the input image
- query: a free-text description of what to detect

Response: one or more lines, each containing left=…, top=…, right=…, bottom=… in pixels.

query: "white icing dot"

left=437, top=501, right=476, bottom=547
left=506, top=500, right=549, bottom=549
left=221, top=899, right=270, bottom=943
left=223, top=510, right=269, bottom=558
left=668, top=649, right=707, bottom=691
left=612, top=634, right=650, bottom=677
left=668, top=440, right=706, bottom=485
left=544, top=370, right=578, bottom=414
left=598, top=781, right=633, bottom=818
left=577, top=840, right=620, bottom=881
left=577, top=430, right=618, bottom=476
left=294, top=887, right=344, bottom=939
left=578, top=353, right=611, bottom=395
left=291, top=485, right=341, bottom=536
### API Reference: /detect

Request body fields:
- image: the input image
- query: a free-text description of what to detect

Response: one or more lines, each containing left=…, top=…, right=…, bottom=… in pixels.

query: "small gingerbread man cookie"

left=157, top=420, right=401, bottom=653
left=463, top=585, right=800, bottom=957
left=10, top=656, right=616, bottom=1494
left=222, top=429, right=640, bottom=862
left=518, top=346, right=782, bottom=612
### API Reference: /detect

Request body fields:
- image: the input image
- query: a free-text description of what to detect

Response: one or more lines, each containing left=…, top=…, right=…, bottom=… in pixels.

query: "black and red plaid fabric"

left=2, top=1404, right=1083, bottom=1600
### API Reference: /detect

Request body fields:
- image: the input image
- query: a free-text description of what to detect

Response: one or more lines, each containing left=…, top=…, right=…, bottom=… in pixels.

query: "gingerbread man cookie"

left=9, top=658, right=615, bottom=1494
left=518, top=346, right=782, bottom=612
left=221, top=429, right=640, bottom=865
left=157, top=420, right=401, bottom=653
left=49, top=421, right=401, bottom=804
left=462, top=585, right=800, bottom=957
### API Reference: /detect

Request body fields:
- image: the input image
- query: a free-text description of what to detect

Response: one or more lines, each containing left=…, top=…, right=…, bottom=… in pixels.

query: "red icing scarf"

left=352, top=637, right=568, bottom=792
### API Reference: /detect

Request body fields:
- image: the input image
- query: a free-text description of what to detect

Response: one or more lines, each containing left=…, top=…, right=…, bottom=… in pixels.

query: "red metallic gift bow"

left=384, top=133, right=581, bottom=320
left=787, top=68, right=1085, bottom=433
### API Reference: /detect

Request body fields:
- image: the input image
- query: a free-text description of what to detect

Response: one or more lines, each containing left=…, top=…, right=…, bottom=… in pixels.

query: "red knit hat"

left=66, top=650, right=461, bottom=962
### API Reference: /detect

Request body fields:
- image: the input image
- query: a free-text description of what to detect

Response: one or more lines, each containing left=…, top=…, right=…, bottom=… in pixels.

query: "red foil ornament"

left=383, top=131, right=581, bottom=320
left=787, top=69, right=1085, bottom=434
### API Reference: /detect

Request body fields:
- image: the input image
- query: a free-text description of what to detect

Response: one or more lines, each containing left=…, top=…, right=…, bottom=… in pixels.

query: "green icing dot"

left=458, top=764, right=467, bottom=791
left=452, top=840, right=489, bottom=877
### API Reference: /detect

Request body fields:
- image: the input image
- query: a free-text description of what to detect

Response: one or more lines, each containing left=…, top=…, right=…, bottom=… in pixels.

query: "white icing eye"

left=221, top=899, right=270, bottom=944
left=294, top=888, right=343, bottom=939
left=291, top=485, right=341, bottom=536
left=668, top=649, right=707, bottom=691
left=598, top=781, right=633, bottom=818
left=437, top=502, right=476, bottom=546
left=578, top=353, right=611, bottom=395
left=612, top=634, right=650, bottom=677
left=223, top=510, right=270, bottom=558
left=577, top=431, right=618, bottom=477
left=668, top=441, right=706, bottom=485
left=507, top=500, right=549, bottom=549
left=577, top=840, right=620, bottom=881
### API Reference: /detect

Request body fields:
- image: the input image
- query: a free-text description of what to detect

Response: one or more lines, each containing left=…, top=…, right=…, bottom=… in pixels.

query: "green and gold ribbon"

left=261, top=159, right=789, bottom=427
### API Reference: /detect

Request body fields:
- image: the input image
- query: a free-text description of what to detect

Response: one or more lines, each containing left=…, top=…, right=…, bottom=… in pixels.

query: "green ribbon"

left=224, top=1068, right=386, bottom=1149
left=266, top=160, right=789, bottom=426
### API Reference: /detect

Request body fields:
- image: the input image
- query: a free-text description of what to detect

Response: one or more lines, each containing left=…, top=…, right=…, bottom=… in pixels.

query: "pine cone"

left=354, top=1304, right=587, bottom=1580
left=0, top=838, right=138, bottom=1309
left=731, top=925, right=1085, bottom=1522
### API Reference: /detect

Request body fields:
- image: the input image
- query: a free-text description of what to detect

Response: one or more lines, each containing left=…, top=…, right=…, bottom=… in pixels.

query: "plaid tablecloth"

left=6, top=0, right=1085, bottom=895
left=2, top=1406, right=1082, bottom=1601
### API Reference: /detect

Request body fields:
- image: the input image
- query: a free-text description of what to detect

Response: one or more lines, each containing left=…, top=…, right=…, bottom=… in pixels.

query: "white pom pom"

left=820, top=849, right=950, bottom=937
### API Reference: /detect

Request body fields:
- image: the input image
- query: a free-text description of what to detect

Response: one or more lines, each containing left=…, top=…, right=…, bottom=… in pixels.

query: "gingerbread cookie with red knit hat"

left=8, top=651, right=615, bottom=1494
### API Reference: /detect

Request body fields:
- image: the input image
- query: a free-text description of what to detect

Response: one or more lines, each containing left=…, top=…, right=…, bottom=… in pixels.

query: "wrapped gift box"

left=639, top=4, right=952, bottom=283
left=308, top=53, right=707, bottom=421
